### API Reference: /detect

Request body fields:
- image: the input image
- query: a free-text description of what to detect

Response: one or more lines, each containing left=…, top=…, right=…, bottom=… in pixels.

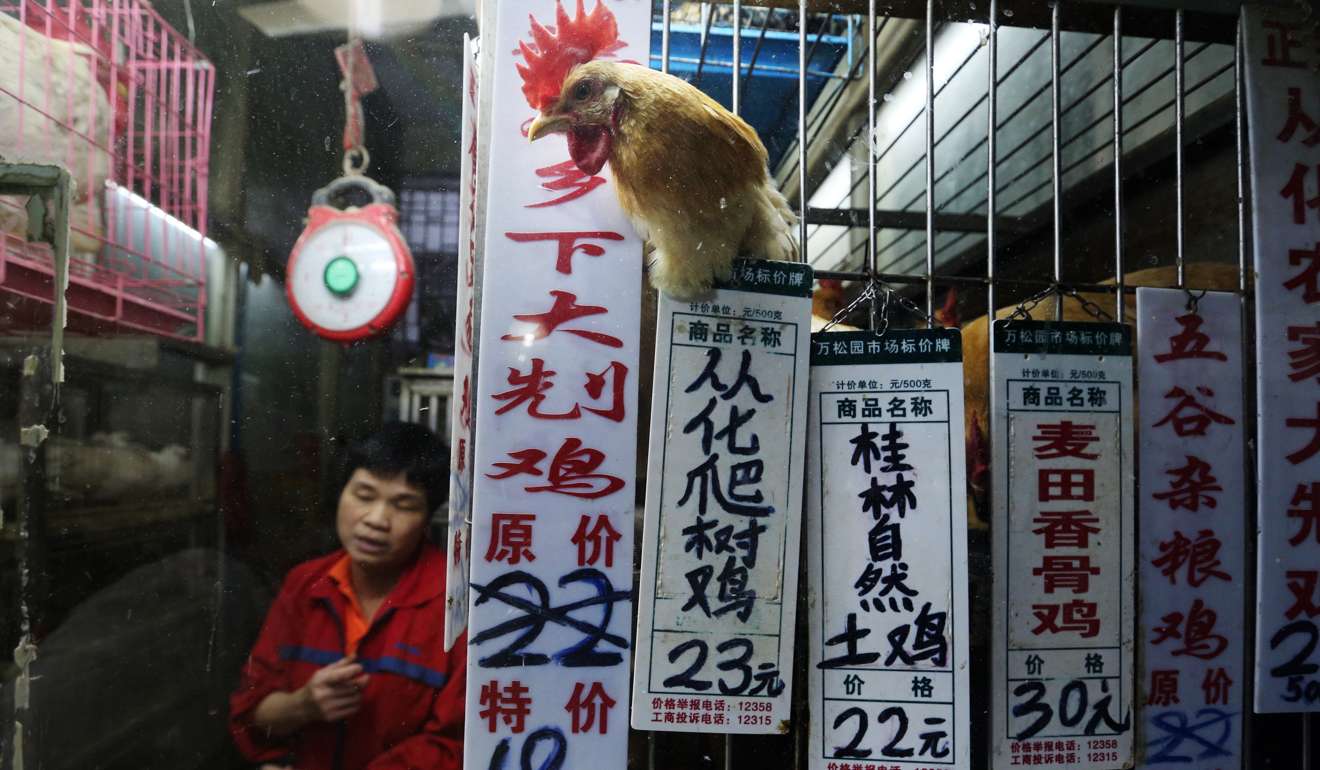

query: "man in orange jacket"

left=230, top=423, right=465, bottom=769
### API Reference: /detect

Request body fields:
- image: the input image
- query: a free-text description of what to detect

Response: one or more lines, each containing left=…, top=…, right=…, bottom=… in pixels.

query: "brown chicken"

left=527, top=60, right=798, bottom=299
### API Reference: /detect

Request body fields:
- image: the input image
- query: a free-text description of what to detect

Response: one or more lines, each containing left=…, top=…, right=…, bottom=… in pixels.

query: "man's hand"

left=253, top=657, right=371, bottom=737
left=300, top=657, right=370, bottom=723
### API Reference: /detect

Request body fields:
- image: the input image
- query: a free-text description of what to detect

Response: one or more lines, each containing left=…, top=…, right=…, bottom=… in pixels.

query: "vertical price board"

left=1243, top=6, right=1320, bottom=713
left=1135, top=289, right=1245, bottom=769
left=631, top=258, right=813, bottom=733
left=990, top=320, right=1135, bottom=770
left=444, top=32, right=480, bottom=652
left=463, top=2, right=649, bottom=768
left=806, top=329, right=971, bottom=769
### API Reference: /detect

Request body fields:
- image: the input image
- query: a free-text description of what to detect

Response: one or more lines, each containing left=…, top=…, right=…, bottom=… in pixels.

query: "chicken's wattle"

left=567, top=125, right=612, bottom=176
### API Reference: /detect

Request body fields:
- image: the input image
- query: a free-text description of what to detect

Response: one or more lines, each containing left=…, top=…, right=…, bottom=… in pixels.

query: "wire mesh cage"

left=638, top=1, right=1318, bottom=769
left=0, top=0, right=215, bottom=341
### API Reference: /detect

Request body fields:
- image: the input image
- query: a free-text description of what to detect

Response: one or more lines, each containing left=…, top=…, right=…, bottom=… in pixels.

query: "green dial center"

left=324, top=255, right=360, bottom=296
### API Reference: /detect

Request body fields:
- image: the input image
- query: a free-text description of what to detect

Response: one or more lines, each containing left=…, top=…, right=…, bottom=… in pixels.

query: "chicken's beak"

left=528, top=113, right=570, bottom=142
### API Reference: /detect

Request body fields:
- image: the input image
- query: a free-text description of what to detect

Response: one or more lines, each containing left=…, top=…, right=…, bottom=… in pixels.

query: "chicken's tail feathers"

left=743, top=176, right=799, bottom=263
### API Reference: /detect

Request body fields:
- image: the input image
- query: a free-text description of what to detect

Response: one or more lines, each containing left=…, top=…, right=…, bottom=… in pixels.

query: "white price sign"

left=1135, top=288, right=1246, bottom=768
left=463, top=2, right=649, bottom=768
left=1243, top=5, right=1320, bottom=714
left=990, top=321, right=1135, bottom=770
left=806, top=329, right=971, bottom=769
left=631, top=258, right=812, bottom=733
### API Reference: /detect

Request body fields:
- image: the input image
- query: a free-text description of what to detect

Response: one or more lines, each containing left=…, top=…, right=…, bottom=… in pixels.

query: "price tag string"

left=820, top=278, right=940, bottom=336
left=1183, top=286, right=1208, bottom=314
left=1004, top=283, right=1116, bottom=324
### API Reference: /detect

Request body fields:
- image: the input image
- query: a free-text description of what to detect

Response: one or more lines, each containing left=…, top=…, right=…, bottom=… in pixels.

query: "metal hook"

left=868, top=284, right=881, bottom=334
left=875, top=287, right=891, bottom=338
left=820, top=278, right=939, bottom=336
left=821, top=281, right=874, bottom=333
left=1006, top=284, right=1057, bottom=323
left=1183, top=287, right=1208, bottom=314
left=343, top=146, right=371, bottom=176
left=1006, top=284, right=1117, bottom=324
left=1061, top=288, right=1117, bottom=322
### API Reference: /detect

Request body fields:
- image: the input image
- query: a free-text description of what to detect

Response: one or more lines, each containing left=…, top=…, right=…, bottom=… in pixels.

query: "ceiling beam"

left=807, top=207, right=1032, bottom=235
left=731, top=1, right=1253, bottom=43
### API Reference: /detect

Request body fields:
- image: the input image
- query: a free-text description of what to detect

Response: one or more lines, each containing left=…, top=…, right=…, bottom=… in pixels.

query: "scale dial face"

left=287, top=218, right=408, bottom=338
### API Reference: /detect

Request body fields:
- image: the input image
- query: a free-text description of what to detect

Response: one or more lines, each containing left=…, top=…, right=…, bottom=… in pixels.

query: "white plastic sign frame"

left=806, top=328, right=971, bottom=768
left=1135, top=288, right=1246, bottom=768
left=990, top=320, right=1136, bottom=770
left=632, top=258, right=813, bottom=734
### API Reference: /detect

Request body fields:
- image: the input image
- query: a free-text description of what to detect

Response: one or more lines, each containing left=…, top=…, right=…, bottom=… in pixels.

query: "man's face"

left=336, top=468, right=429, bottom=573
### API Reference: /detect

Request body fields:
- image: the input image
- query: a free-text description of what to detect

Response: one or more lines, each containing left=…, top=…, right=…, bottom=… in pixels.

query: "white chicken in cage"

left=0, top=10, right=112, bottom=255
left=0, top=432, right=192, bottom=505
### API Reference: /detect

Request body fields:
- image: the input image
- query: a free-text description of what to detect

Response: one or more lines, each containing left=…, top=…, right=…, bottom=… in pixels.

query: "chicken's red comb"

left=516, top=0, right=625, bottom=112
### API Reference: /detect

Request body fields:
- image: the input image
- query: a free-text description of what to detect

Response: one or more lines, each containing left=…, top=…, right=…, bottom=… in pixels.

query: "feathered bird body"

left=529, top=60, right=797, bottom=298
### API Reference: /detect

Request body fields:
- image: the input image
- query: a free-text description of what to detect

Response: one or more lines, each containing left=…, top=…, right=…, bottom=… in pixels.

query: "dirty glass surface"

left=1, top=2, right=1317, bottom=770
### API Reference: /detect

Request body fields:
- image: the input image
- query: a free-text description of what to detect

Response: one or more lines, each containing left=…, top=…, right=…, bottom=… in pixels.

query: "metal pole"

left=868, top=0, right=877, bottom=286
left=1174, top=8, right=1186, bottom=289
left=1050, top=0, right=1063, bottom=321
left=661, top=0, right=671, bottom=74
left=798, top=0, right=809, bottom=265
left=987, top=0, right=997, bottom=321
left=925, top=0, right=936, bottom=323
left=1113, top=7, right=1124, bottom=319
left=732, top=0, right=742, bottom=115
left=725, top=735, right=734, bottom=770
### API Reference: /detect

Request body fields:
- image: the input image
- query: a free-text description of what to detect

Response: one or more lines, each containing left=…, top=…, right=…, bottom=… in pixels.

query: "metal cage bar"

left=924, top=0, right=935, bottom=323
left=1050, top=0, right=1063, bottom=320
left=731, top=0, right=742, bottom=114
left=1113, top=6, right=1124, bottom=319
left=868, top=0, right=877, bottom=290
left=1175, top=7, right=1186, bottom=288
left=798, top=0, right=809, bottom=266
left=992, top=0, right=997, bottom=328
left=661, top=0, right=672, bottom=73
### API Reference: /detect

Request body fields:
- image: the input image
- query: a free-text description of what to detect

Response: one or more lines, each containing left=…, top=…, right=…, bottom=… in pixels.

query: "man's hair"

left=342, top=422, right=449, bottom=513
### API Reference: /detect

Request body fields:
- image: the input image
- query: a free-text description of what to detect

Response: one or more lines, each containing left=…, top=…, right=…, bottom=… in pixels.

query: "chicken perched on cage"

left=520, top=1, right=797, bottom=299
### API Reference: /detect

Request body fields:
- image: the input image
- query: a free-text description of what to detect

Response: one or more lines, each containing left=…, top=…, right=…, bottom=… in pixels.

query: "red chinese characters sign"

left=1243, top=6, right=1320, bottom=713
left=991, top=321, right=1135, bottom=770
left=1136, top=288, right=1245, bottom=769
left=462, top=2, right=648, bottom=769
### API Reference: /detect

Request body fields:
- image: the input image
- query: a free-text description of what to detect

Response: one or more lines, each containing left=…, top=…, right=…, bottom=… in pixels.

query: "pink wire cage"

left=0, top=0, right=214, bottom=341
